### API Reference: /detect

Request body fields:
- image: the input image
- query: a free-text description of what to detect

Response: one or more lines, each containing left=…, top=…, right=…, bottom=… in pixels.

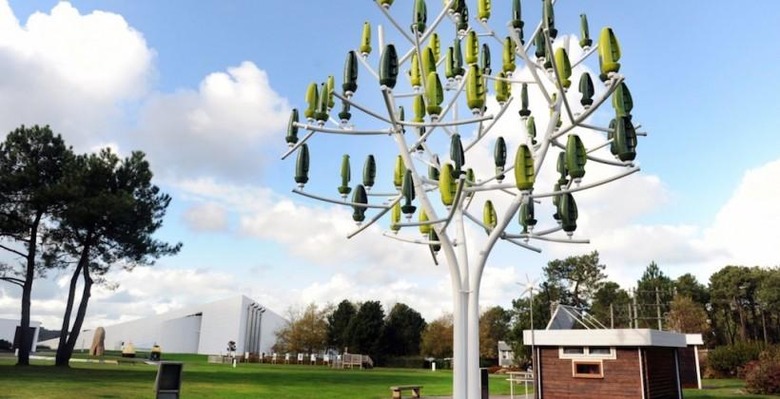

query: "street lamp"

left=283, top=1, right=645, bottom=397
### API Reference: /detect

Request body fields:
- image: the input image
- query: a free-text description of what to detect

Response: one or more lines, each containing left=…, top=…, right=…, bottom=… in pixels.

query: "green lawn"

left=0, top=355, right=775, bottom=398
left=686, top=379, right=778, bottom=399
left=0, top=357, right=472, bottom=399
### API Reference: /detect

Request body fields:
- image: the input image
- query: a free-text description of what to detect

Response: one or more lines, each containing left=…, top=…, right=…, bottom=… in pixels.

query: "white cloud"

left=175, top=178, right=434, bottom=275
left=182, top=202, right=229, bottom=232
left=134, top=61, right=290, bottom=181
left=0, top=1, right=154, bottom=147
left=706, top=159, right=780, bottom=267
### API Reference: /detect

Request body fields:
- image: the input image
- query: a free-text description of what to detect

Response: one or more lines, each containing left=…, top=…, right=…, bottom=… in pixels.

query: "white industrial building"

left=39, top=295, right=286, bottom=355
left=0, top=318, right=42, bottom=352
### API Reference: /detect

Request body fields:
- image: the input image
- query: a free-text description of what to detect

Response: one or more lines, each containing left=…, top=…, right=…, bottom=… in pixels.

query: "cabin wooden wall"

left=678, top=346, right=699, bottom=389
left=538, top=347, right=642, bottom=399
left=642, top=347, right=682, bottom=399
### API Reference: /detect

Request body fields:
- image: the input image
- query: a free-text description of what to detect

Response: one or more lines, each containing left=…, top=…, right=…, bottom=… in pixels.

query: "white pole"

left=377, top=25, right=385, bottom=60
left=452, top=201, right=479, bottom=399
left=530, top=289, right=536, bottom=399
left=694, top=345, right=702, bottom=390
left=452, top=283, right=467, bottom=398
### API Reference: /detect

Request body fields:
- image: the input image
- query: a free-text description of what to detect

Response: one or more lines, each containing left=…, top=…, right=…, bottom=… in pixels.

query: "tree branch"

left=0, top=243, right=26, bottom=258
left=0, top=276, right=24, bottom=288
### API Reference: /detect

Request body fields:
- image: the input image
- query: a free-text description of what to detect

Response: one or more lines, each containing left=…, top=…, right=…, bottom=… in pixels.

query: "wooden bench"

left=390, top=385, right=422, bottom=398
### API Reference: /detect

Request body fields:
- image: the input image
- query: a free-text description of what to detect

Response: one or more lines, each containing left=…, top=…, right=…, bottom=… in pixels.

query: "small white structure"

left=39, top=295, right=285, bottom=355
left=0, top=318, right=41, bottom=352
left=498, top=340, right=514, bottom=367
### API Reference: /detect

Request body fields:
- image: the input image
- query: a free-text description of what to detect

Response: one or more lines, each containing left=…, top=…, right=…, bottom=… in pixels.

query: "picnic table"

left=389, top=385, right=422, bottom=398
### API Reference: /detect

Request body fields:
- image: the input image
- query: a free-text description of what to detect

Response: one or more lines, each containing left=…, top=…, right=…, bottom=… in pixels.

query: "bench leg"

left=412, top=388, right=420, bottom=398
left=392, top=390, right=401, bottom=399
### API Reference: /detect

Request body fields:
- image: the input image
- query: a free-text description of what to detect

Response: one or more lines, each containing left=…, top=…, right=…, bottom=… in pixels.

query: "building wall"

left=200, top=296, right=286, bottom=356
left=160, top=314, right=201, bottom=353
left=39, top=296, right=286, bottom=356
left=0, top=319, right=41, bottom=352
left=196, top=296, right=244, bottom=355
left=642, top=347, right=681, bottom=399
left=539, top=347, right=642, bottom=399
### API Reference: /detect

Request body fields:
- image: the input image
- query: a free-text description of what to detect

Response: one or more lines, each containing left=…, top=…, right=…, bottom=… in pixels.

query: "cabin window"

left=572, top=360, right=604, bottom=378
left=589, top=347, right=612, bottom=355
left=562, top=347, right=585, bottom=355
left=559, top=346, right=616, bottom=359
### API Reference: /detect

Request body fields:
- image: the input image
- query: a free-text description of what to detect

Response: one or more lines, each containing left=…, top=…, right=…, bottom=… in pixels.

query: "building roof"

left=685, top=334, right=704, bottom=346
left=522, top=328, right=689, bottom=348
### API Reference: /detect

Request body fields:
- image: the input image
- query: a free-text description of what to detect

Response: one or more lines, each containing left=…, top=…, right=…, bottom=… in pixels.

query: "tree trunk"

left=54, top=262, right=83, bottom=367
left=735, top=297, right=747, bottom=341
left=17, top=270, right=33, bottom=366
left=55, top=239, right=91, bottom=367
left=573, top=281, right=581, bottom=308
left=17, top=211, right=41, bottom=366
left=721, top=307, right=735, bottom=345
left=61, top=262, right=93, bottom=364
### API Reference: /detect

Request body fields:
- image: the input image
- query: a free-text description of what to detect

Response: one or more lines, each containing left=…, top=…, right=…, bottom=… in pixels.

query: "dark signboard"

left=155, top=361, right=183, bottom=399
left=12, top=327, right=36, bottom=351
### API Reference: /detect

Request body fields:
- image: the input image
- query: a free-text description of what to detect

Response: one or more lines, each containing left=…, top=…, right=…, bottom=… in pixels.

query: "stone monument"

left=89, top=326, right=105, bottom=356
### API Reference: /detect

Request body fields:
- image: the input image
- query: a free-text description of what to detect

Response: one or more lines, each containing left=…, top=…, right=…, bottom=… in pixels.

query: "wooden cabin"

left=522, top=329, right=693, bottom=399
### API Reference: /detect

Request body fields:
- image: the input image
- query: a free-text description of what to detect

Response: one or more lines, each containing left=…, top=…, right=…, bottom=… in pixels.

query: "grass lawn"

left=0, top=354, right=775, bottom=398
left=685, top=379, right=778, bottom=399
left=0, top=354, right=488, bottom=399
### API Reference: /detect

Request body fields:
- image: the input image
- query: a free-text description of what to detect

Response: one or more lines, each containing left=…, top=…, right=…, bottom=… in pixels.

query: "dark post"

left=155, top=361, right=183, bottom=399
left=655, top=287, right=662, bottom=330
left=480, top=368, right=489, bottom=399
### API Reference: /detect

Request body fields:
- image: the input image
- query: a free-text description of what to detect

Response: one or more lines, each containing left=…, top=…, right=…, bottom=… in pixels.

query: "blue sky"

left=1, top=0, right=779, bottom=329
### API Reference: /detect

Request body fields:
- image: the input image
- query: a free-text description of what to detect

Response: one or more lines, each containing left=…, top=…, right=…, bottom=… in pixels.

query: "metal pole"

left=655, top=287, right=662, bottom=331
left=632, top=289, right=639, bottom=329
left=530, top=289, right=537, bottom=399
left=610, top=303, right=614, bottom=329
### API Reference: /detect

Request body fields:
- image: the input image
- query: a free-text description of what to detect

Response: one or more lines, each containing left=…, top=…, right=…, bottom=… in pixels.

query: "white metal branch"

left=530, top=167, right=641, bottom=199
left=292, top=189, right=392, bottom=209
left=280, top=130, right=315, bottom=161
left=293, top=122, right=390, bottom=136
left=333, top=92, right=393, bottom=124
left=347, top=195, right=402, bottom=239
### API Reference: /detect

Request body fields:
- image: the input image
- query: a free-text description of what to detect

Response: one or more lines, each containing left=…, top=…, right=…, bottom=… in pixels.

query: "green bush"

left=706, top=341, right=764, bottom=377
left=744, top=347, right=780, bottom=394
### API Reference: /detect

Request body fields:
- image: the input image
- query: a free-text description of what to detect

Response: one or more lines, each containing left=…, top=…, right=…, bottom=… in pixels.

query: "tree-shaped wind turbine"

left=282, top=1, right=646, bottom=397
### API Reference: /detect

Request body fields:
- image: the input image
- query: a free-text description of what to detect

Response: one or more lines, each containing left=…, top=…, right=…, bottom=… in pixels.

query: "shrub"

left=0, top=339, right=12, bottom=351
left=485, top=365, right=502, bottom=374
left=744, top=347, right=780, bottom=394
left=706, top=342, right=763, bottom=377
